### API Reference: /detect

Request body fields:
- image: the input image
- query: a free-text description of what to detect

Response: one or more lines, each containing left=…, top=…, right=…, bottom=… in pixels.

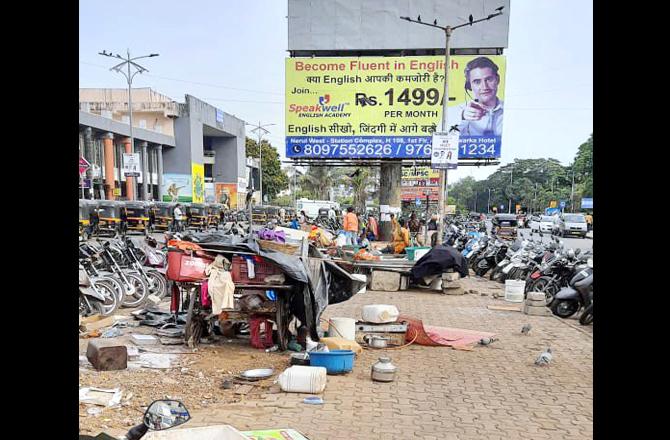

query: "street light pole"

left=246, top=122, right=275, bottom=206
left=400, top=7, right=504, bottom=242
left=508, top=164, right=514, bottom=214
left=570, top=167, right=575, bottom=213
left=99, top=49, right=159, bottom=201
left=487, top=188, right=492, bottom=214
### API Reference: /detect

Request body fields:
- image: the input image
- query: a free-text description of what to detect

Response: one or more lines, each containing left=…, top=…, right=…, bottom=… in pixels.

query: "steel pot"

left=371, top=357, right=397, bottom=382
left=363, top=335, right=389, bottom=348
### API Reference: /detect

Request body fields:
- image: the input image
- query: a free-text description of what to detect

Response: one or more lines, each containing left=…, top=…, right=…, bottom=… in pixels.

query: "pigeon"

left=478, top=337, right=498, bottom=346
left=469, top=14, right=474, bottom=25
left=349, top=169, right=361, bottom=178
left=434, top=19, right=438, bottom=25
left=521, top=324, right=531, bottom=335
left=535, top=348, right=552, bottom=366
left=417, top=15, right=421, bottom=22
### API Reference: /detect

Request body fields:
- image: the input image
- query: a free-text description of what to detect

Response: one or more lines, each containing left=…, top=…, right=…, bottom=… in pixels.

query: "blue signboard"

left=559, top=200, right=566, bottom=209
left=581, top=198, right=593, bottom=209
left=545, top=207, right=560, bottom=215
left=286, top=135, right=501, bottom=159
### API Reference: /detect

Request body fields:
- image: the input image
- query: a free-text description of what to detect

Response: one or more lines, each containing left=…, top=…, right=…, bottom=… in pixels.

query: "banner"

left=215, top=183, right=238, bottom=209
left=191, top=163, right=205, bottom=203
left=401, top=166, right=439, bottom=187
left=162, top=174, right=192, bottom=202
left=286, top=55, right=506, bottom=160
left=401, top=186, right=439, bottom=201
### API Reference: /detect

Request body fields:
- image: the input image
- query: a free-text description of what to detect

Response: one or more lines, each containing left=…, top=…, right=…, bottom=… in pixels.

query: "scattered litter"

left=130, top=334, right=159, bottom=346
left=126, top=345, right=140, bottom=360
left=130, top=353, right=178, bottom=369
left=81, top=329, right=102, bottom=339
left=86, top=407, right=103, bottom=416
left=303, top=396, right=324, bottom=405
left=181, top=368, right=189, bottom=373
left=101, top=327, right=123, bottom=338
left=160, top=337, right=184, bottom=345
left=79, top=387, right=123, bottom=407
left=147, top=294, right=162, bottom=306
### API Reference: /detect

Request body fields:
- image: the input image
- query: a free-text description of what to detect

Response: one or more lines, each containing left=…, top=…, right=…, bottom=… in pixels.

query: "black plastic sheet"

left=410, top=244, right=470, bottom=281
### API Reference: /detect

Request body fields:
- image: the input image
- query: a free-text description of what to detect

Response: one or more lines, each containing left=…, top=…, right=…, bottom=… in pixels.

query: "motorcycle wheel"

left=146, top=270, right=168, bottom=299
left=579, top=304, right=593, bottom=325
left=490, top=265, right=504, bottom=282
left=79, top=295, right=105, bottom=317
left=91, top=278, right=120, bottom=316
left=121, top=272, right=149, bottom=308
left=551, top=299, right=580, bottom=318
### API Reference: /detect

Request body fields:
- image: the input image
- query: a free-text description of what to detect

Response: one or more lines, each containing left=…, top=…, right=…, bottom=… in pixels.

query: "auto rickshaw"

left=492, top=213, right=518, bottom=239
left=123, top=201, right=151, bottom=235
left=251, top=206, right=267, bottom=225
left=187, top=203, right=208, bottom=230
left=153, top=202, right=175, bottom=232
left=265, top=206, right=279, bottom=223
left=207, top=203, right=223, bottom=229
left=97, top=200, right=124, bottom=236
left=79, top=199, right=98, bottom=240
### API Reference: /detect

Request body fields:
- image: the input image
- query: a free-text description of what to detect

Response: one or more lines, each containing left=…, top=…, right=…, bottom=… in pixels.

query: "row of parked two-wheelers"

left=78, top=236, right=169, bottom=317
left=446, top=226, right=593, bottom=325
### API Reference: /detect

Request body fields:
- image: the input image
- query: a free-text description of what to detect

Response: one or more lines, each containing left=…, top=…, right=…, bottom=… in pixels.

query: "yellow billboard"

left=286, top=55, right=506, bottom=160
left=191, top=163, right=205, bottom=203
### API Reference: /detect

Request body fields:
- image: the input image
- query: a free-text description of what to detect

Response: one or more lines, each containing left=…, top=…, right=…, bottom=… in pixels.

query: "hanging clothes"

left=205, top=254, right=235, bottom=314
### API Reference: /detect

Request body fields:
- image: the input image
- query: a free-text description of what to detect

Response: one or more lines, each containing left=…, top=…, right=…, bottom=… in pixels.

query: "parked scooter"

left=79, top=264, right=109, bottom=317
left=79, top=399, right=190, bottom=440
left=550, top=263, right=593, bottom=318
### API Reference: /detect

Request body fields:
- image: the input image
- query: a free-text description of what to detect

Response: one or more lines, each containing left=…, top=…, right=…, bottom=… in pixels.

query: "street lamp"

left=245, top=121, right=275, bottom=206
left=400, top=6, right=504, bottom=242
left=99, top=49, right=159, bottom=201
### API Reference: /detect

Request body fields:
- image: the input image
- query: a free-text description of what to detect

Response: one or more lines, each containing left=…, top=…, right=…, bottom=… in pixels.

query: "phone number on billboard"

left=287, top=137, right=500, bottom=159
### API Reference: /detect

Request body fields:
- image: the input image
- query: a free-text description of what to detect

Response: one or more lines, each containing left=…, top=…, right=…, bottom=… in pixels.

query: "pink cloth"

left=400, top=314, right=495, bottom=347
left=201, top=281, right=211, bottom=308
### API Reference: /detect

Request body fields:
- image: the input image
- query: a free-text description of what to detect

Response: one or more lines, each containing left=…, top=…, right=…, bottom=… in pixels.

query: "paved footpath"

left=186, top=277, right=593, bottom=439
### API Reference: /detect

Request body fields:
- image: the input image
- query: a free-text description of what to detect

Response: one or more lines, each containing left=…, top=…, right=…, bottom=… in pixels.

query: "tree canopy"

left=245, top=138, right=289, bottom=202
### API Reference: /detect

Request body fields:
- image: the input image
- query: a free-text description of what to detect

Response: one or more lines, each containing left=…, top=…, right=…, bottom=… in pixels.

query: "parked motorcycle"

left=79, top=399, right=190, bottom=440
left=550, top=262, right=593, bottom=319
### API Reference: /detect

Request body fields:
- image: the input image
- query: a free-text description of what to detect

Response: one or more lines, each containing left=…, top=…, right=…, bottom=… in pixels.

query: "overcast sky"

left=79, top=0, right=592, bottom=183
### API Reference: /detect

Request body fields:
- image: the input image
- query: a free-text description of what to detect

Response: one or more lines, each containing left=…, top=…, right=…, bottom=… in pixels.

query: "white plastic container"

left=504, top=280, right=526, bottom=303
left=143, top=424, right=248, bottom=440
left=277, top=366, right=328, bottom=393
left=361, top=304, right=400, bottom=323
left=328, top=317, right=356, bottom=340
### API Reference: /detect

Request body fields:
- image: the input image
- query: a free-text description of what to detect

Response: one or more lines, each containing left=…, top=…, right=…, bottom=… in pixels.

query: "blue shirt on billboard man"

left=449, top=56, right=503, bottom=137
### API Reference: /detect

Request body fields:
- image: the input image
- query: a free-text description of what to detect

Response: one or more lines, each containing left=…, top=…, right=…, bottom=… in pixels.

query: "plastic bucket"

left=329, top=317, right=356, bottom=341
left=308, top=350, right=355, bottom=374
left=504, top=280, right=526, bottom=303
left=277, top=366, right=327, bottom=393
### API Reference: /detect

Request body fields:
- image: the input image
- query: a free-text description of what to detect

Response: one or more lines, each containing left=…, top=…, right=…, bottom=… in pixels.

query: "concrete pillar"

left=155, top=145, right=164, bottom=201
left=123, top=137, right=134, bottom=200
left=378, top=162, right=402, bottom=241
left=140, top=141, right=149, bottom=201
left=84, top=128, right=94, bottom=199
left=103, top=133, right=115, bottom=200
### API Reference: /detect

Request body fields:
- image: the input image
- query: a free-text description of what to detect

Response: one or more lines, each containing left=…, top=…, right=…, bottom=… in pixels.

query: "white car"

left=530, top=215, right=555, bottom=233
left=556, top=213, right=588, bottom=238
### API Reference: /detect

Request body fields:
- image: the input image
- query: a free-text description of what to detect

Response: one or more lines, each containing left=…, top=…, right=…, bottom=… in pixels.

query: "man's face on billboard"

left=469, top=67, right=499, bottom=106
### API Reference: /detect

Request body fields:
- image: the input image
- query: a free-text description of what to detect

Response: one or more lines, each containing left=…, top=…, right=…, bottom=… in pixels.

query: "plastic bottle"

left=265, top=345, right=279, bottom=353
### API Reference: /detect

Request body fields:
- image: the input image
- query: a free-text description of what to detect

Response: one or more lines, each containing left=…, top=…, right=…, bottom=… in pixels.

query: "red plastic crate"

left=166, top=249, right=214, bottom=282
left=231, top=255, right=282, bottom=284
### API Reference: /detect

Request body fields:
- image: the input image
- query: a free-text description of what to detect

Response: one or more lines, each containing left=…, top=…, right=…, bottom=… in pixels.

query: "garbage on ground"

left=361, top=304, right=400, bottom=324
left=130, top=334, right=159, bottom=346
left=277, top=366, right=327, bottom=393
left=101, top=327, right=123, bottom=338
left=86, top=407, right=103, bottom=416
left=80, top=315, right=116, bottom=333
left=79, top=387, right=123, bottom=407
left=303, top=396, right=324, bottom=405
left=241, top=429, right=311, bottom=440
left=128, top=353, right=178, bottom=370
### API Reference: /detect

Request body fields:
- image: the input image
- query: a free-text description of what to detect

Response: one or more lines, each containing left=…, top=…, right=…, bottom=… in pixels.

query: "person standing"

left=585, top=212, right=593, bottom=231
left=173, top=203, right=185, bottom=232
left=367, top=214, right=379, bottom=240
left=343, top=206, right=359, bottom=246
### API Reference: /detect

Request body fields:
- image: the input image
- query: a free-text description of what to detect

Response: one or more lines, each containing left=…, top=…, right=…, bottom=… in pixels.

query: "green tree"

left=245, top=138, right=289, bottom=201
left=300, top=166, right=336, bottom=200
left=572, top=134, right=593, bottom=199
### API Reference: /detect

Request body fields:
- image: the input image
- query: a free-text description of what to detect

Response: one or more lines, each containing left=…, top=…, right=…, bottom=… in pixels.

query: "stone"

left=443, top=286, right=465, bottom=295
left=370, top=270, right=400, bottom=291
left=527, top=291, right=547, bottom=301
left=442, top=272, right=461, bottom=282
left=526, top=299, right=547, bottom=307
left=86, top=340, right=128, bottom=371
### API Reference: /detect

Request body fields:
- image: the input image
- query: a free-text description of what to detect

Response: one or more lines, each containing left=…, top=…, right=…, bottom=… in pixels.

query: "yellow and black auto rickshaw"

left=123, top=201, right=151, bottom=235
left=97, top=200, right=124, bottom=236
left=251, top=206, right=267, bottom=225
left=207, top=203, right=223, bottom=229
left=153, top=202, right=175, bottom=232
left=79, top=199, right=98, bottom=240
left=187, top=203, right=208, bottom=230
left=492, top=213, right=519, bottom=239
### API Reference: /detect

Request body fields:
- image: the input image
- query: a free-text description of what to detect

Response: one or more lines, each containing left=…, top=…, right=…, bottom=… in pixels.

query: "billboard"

left=215, top=183, right=238, bottom=209
left=401, top=186, right=439, bottom=201
left=286, top=55, right=506, bottom=160
left=162, top=174, right=192, bottom=202
left=191, top=163, right=205, bottom=203
left=401, top=166, right=439, bottom=187
left=581, top=198, right=593, bottom=209
left=288, top=0, right=511, bottom=51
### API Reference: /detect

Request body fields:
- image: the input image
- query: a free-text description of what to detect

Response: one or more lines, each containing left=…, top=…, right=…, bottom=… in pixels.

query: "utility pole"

left=570, top=167, right=575, bottom=213
left=246, top=122, right=275, bottom=206
left=474, top=190, right=478, bottom=213
left=400, top=7, right=504, bottom=242
left=507, top=164, right=514, bottom=213
left=487, top=188, right=492, bottom=214
left=99, top=49, right=159, bottom=201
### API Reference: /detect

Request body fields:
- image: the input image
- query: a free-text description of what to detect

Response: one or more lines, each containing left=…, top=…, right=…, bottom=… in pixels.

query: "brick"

left=86, top=339, right=127, bottom=371
left=370, top=270, right=400, bottom=291
left=527, top=291, right=547, bottom=301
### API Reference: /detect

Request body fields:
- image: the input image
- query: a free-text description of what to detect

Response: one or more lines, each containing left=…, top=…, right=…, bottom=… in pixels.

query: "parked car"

left=530, top=215, right=556, bottom=234
left=554, top=213, right=588, bottom=238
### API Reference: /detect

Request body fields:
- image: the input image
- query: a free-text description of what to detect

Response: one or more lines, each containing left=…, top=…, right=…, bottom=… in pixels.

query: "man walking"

left=343, top=206, right=359, bottom=246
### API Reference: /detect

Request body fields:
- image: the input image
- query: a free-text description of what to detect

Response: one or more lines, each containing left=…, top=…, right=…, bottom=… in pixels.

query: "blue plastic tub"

left=308, top=350, right=355, bottom=374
